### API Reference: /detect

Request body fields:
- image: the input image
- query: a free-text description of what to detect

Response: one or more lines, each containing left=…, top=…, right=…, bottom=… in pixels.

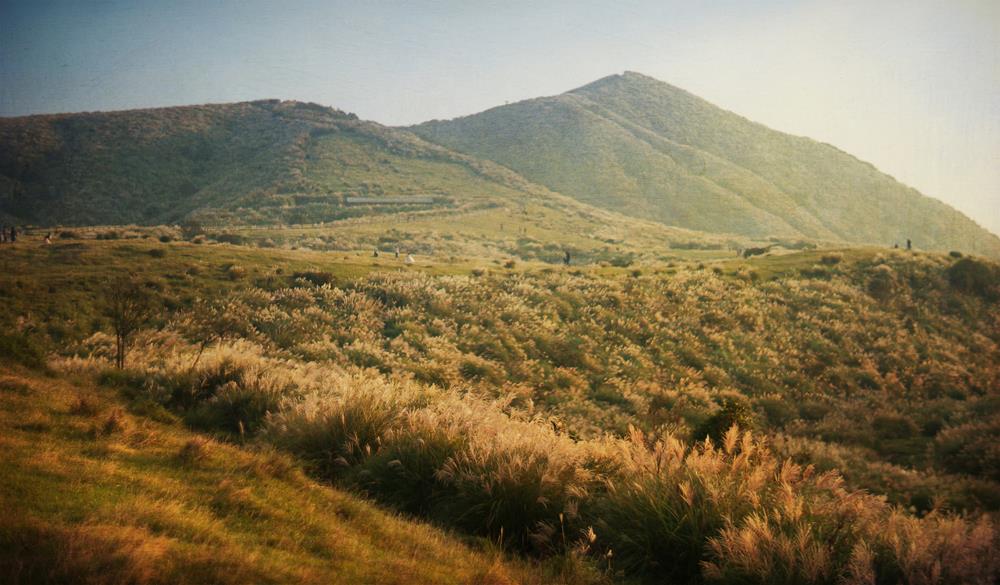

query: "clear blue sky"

left=1, top=0, right=997, bottom=234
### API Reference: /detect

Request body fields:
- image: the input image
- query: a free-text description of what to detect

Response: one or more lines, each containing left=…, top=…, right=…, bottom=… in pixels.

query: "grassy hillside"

left=0, top=100, right=325, bottom=225
left=0, top=99, right=760, bottom=260
left=412, top=72, right=1000, bottom=257
left=2, top=231, right=999, bottom=583
left=0, top=100, right=570, bottom=225
left=0, top=365, right=592, bottom=585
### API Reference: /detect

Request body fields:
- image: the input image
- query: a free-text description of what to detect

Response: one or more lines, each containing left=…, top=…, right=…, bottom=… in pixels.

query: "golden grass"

left=0, top=366, right=587, bottom=585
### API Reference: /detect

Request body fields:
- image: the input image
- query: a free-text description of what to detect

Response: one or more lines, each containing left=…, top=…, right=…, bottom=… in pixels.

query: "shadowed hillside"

left=0, top=99, right=632, bottom=230
left=0, top=99, right=753, bottom=260
left=412, top=72, right=1000, bottom=257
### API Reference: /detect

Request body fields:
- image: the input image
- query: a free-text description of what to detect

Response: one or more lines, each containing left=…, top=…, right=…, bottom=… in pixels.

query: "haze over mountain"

left=412, top=72, right=1000, bottom=257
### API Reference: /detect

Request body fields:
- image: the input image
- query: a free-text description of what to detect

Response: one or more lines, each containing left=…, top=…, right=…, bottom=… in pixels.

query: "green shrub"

left=224, top=264, right=247, bottom=280
left=694, top=398, right=756, bottom=442
left=947, top=257, right=999, bottom=299
left=186, top=377, right=289, bottom=435
left=594, top=429, right=769, bottom=582
left=934, top=417, right=1000, bottom=481
left=820, top=253, right=843, bottom=265
left=0, top=333, right=46, bottom=369
left=874, top=413, right=919, bottom=441
left=799, top=400, right=831, bottom=422
left=358, top=415, right=467, bottom=516
left=292, top=271, right=335, bottom=286
left=867, top=264, right=898, bottom=301
left=169, top=354, right=250, bottom=409
left=756, top=396, right=797, bottom=428
left=263, top=380, right=422, bottom=478
left=457, top=357, right=501, bottom=384
left=215, top=233, right=246, bottom=245
left=432, top=438, right=586, bottom=553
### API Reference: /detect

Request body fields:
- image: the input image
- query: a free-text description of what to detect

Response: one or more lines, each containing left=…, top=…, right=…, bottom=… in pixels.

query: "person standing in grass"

left=0, top=225, right=6, bottom=243
left=9, top=226, right=16, bottom=243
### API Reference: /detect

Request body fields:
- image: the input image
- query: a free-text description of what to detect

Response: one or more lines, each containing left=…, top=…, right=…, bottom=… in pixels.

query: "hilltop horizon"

left=2, top=71, right=997, bottom=243
left=2, top=71, right=998, bottom=257
left=413, top=72, right=1000, bottom=254
left=4, top=0, right=996, bottom=236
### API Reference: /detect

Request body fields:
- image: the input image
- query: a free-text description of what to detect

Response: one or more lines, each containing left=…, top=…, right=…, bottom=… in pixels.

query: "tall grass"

left=51, top=253, right=1000, bottom=584
left=60, top=338, right=1000, bottom=584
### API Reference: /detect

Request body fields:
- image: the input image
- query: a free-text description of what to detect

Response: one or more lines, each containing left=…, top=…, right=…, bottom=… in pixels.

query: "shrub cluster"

left=59, top=332, right=1000, bottom=584
left=146, top=255, right=1000, bottom=511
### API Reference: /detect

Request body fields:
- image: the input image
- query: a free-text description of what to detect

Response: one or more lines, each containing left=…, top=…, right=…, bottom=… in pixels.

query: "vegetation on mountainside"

left=0, top=99, right=566, bottom=227
left=5, top=73, right=998, bottom=258
left=89, top=247, right=1000, bottom=512
left=0, top=366, right=588, bottom=585
left=3, top=231, right=998, bottom=583
left=412, top=72, right=1000, bottom=257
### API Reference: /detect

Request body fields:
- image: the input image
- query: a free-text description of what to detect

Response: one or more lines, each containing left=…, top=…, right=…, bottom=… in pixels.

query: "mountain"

left=411, top=72, right=1000, bottom=257
left=0, top=99, right=619, bottom=228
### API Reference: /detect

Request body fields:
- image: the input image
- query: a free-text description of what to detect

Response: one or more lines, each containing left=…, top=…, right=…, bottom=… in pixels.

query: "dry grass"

left=0, top=366, right=579, bottom=585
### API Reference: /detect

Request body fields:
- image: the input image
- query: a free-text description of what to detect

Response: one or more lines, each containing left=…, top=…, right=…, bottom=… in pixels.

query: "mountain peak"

left=411, top=74, right=1000, bottom=256
left=567, top=71, right=660, bottom=94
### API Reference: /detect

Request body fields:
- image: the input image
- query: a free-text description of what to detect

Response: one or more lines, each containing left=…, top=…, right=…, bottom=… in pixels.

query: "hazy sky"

left=2, top=0, right=997, bottom=234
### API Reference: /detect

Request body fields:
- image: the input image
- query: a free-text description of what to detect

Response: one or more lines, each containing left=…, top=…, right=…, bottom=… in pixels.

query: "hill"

left=0, top=364, right=586, bottom=585
left=411, top=72, right=1000, bottom=257
left=1, top=233, right=998, bottom=583
left=0, top=99, right=563, bottom=226
left=0, top=99, right=750, bottom=260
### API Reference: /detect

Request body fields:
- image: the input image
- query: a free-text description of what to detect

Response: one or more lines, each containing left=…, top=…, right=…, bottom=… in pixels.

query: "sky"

left=1, top=0, right=998, bottom=234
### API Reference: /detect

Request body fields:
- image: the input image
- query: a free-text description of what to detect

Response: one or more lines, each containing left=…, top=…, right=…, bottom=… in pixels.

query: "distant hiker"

left=906, top=239, right=912, bottom=250
left=395, top=247, right=400, bottom=259
left=44, top=232, right=52, bottom=245
left=0, top=226, right=6, bottom=243
left=405, top=254, right=415, bottom=265
left=564, top=249, right=571, bottom=266
left=893, top=243, right=899, bottom=249
left=9, top=226, right=16, bottom=243
left=373, top=248, right=379, bottom=257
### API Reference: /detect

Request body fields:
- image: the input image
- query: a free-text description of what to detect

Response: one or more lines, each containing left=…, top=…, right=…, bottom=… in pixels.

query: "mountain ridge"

left=0, top=98, right=609, bottom=227
left=412, top=71, right=1000, bottom=256
left=2, top=73, right=996, bottom=257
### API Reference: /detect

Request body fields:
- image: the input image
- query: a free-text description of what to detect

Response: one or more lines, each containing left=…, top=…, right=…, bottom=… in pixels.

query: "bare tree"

left=104, top=276, right=152, bottom=369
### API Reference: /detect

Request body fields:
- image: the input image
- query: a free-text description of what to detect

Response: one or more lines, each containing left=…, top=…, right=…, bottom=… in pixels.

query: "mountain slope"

left=0, top=100, right=615, bottom=228
left=411, top=72, right=1000, bottom=257
left=0, top=366, right=565, bottom=585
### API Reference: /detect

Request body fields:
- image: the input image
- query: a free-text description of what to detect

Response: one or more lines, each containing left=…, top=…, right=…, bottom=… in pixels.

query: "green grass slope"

left=0, top=100, right=329, bottom=225
left=0, top=99, right=748, bottom=257
left=411, top=72, right=1000, bottom=257
left=2, top=232, right=999, bottom=583
left=0, top=100, right=565, bottom=225
left=4, top=231, right=999, bottom=514
left=0, top=365, right=592, bottom=585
